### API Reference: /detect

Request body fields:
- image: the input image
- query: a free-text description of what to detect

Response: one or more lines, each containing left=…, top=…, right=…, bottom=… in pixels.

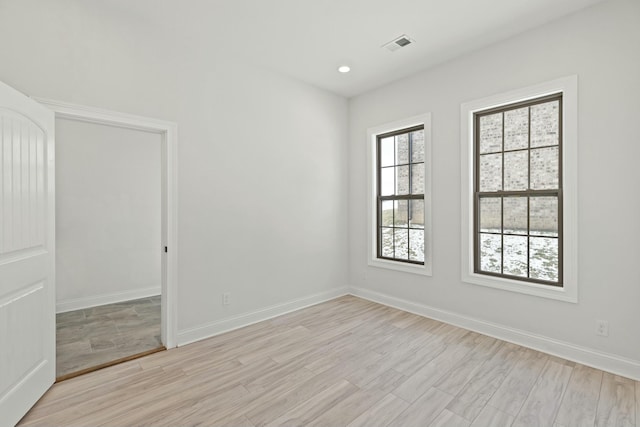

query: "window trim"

left=367, top=113, right=432, bottom=276
left=474, top=93, right=563, bottom=286
left=460, top=76, right=578, bottom=302
left=376, top=125, right=425, bottom=265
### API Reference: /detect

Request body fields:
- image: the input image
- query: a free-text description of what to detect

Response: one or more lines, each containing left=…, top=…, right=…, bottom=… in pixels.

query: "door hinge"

left=164, top=246, right=168, bottom=253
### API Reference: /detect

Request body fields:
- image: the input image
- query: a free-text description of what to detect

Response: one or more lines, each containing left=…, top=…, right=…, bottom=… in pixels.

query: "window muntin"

left=377, top=126, right=425, bottom=264
left=474, top=94, right=562, bottom=286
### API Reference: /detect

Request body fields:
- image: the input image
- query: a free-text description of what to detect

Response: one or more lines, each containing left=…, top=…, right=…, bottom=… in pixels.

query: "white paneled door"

left=0, top=81, right=55, bottom=426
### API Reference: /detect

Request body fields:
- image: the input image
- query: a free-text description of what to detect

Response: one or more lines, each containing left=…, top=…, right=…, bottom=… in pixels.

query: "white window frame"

left=367, top=113, right=433, bottom=276
left=460, top=76, right=578, bottom=303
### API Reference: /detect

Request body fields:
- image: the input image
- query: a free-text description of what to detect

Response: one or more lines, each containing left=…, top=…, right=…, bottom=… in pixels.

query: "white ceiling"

left=86, top=0, right=607, bottom=98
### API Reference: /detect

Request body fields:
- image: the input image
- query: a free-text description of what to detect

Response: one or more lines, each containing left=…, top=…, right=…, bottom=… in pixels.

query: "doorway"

left=37, top=98, right=178, bottom=380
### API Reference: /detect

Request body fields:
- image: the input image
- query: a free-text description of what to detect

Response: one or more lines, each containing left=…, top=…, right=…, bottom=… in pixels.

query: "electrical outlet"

left=222, top=292, right=230, bottom=306
left=595, top=319, right=609, bottom=337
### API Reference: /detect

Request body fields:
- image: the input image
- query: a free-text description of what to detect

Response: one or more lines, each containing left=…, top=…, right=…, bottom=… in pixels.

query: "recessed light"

left=338, top=65, right=351, bottom=73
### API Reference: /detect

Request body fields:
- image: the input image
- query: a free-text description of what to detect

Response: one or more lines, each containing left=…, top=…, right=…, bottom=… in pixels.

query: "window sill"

left=369, top=258, right=432, bottom=276
left=462, top=271, right=577, bottom=303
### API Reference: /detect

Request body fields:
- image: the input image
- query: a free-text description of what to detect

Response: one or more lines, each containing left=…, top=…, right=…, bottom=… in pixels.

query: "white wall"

left=55, top=119, right=161, bottom=312
left=349, top=0, right=640, bottom=371
left=3, top=0, right=636, bottom=377
left=0, top=0, right=348, bottom=338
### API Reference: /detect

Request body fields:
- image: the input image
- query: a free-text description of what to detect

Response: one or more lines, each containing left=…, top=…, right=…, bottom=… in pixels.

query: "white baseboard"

left=177, top=286, right=350, bottom=347
left=56, top=287, right=161, bottom=313
left=349, top=286, right=640, bottom=381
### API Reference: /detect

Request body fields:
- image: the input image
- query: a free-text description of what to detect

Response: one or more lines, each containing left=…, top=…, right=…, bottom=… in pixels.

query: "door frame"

left=34, top=97, right=178, bottom=349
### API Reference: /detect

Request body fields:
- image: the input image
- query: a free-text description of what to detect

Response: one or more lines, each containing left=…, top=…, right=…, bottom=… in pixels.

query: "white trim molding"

left=177, top=287, right=349, bottom=346
left=460, top=76, right=578, bottom=303
left=56, top=287, right=161, bottom=313
left=35, top=97, right=179, bottom=348
left=366, top=113, right=433, bottom=276
left=349, top=287, right=640, bottom=381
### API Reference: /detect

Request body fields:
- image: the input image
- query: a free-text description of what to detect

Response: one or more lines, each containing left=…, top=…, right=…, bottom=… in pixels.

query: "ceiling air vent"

left=383, top=34, right=414, bottom=52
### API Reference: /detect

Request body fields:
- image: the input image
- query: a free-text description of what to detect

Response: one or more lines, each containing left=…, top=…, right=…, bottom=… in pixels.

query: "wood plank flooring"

left=19, top=295, right=639, bottom=427
left=56, top=296, right=162, bottom=378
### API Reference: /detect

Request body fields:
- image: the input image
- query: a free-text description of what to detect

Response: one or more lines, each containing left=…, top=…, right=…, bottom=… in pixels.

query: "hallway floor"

left=56, top=296, right=162, bottom=378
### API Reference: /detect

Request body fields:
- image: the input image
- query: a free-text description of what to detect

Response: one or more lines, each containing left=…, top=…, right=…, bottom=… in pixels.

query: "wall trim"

left=57, top=286, right=161, bottom=313
left=34, top=97, right=178, bottom=349
left=459, top=75, right=579, bottom=303
left=366, top=113, right=433, bottom=276
left=349, top=286, right=640, bottom=381
left=177, top=286, right=349, bottom=346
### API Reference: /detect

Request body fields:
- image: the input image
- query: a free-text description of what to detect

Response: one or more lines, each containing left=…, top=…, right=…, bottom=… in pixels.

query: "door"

left=0, top=81, right=55, bottom=426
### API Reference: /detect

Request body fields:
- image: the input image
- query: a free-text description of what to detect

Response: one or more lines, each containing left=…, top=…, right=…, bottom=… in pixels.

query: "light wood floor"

left=20, top=296, right=638, bottom=427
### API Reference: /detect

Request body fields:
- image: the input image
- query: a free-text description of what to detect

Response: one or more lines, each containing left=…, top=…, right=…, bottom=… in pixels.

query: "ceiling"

left=83, top=0, right=607, bottom=98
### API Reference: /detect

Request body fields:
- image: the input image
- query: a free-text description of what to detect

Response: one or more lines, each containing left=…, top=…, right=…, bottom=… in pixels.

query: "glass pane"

left=479, top=153, right=502, bottom=192
left=411, top=163, right=424, bottom=195
left=396, top=133, right=409, bottom=164
left=504, top=107, right=529, bottom=151
left=530, top=147, right=559, bottom=190
left=394, top=229, right=409, bottom=260
left=411, top=130, right=424, bottom=163
left=531, top=100, right=559, bottom=147
left=480, top=197, right=501, bottom=233
left=409, top=200, right=425, bottom=229
left=530, top=237, right=559, bottom=282
left=380, top=137, right=394, bottom=167
left=530, top=197, right=558, bottom=237
left=503, top=197, right=527, bottom=235
left=480, top=154, right=502, bottom=191
left=479, top=233, right=502, bottom=273
left=394, top=200, right=408, bottom=226
left=381, top=167, right=394, bottom=196
left=409, top=229, right=424, bottom=262
left=396, top=165, right=409, bottom=195
left=503, top=235, right=528, bottom=277
left=381, top=227, right=394, bottom=257
left=504, top=150, right=528, bottom=191
left=381, top=200, right=393, bottom=227
left=479, top=113, right=502, bottom=154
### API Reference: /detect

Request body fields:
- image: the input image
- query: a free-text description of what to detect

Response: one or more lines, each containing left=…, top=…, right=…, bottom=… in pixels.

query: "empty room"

left=0, top=0, right=638, bottom=426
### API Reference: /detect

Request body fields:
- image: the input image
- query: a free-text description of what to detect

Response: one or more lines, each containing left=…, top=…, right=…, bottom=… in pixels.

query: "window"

left=377, top=126, right=425, bottom=264
left=474, top=94, right=562, bottom=285
left=461, top=76, right=578, bottom=302
left=368, top=114, right=432, bottom=276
